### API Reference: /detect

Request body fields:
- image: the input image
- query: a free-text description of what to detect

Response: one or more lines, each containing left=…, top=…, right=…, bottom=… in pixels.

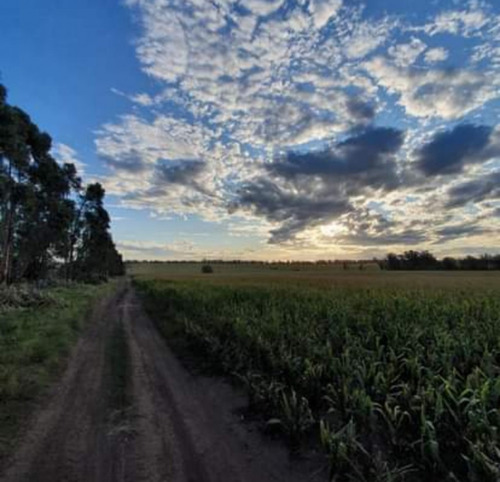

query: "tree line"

left=381, top=250, right=500, bottom=271
left=0, top=84, right=124, bottom=284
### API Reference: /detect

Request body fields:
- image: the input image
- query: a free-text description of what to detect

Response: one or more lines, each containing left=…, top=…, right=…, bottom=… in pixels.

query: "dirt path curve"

left=1, top=281, right=325, bottom=482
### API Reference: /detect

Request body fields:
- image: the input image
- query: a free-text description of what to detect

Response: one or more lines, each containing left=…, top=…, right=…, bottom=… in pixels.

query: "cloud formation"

left=96, top=0, right=500, bottom=257
left=415, top=124, right=495, bottom=176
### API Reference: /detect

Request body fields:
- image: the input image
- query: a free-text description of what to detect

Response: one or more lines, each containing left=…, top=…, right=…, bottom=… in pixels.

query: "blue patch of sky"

left=0, top=0, right=151, bottom=178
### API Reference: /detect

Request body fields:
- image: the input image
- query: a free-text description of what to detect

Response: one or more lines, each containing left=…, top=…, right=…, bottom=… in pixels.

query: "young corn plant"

left=279, top=390, right=314, bottom=447
left=319, top=419, right=370, bottom=482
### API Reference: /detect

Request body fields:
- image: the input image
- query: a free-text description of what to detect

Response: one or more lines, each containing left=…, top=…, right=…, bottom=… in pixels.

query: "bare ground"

left=0, top=281, right=326, bottom=482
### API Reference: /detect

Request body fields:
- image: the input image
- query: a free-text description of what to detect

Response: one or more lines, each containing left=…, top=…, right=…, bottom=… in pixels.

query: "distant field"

left=133, top=262, right=500, bottom=481
left=128, top=261, right=500, bottom=290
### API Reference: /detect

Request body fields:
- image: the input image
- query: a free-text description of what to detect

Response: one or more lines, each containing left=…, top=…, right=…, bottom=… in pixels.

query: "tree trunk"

left=0, top=162, right=14, bottom=284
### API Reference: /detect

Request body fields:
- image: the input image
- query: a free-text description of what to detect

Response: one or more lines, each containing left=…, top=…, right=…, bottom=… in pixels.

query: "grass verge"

left=0, top=282, right=116, bottom=463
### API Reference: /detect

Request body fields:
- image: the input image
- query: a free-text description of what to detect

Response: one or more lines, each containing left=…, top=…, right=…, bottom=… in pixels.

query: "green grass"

left=0, top=282, right=115, bottom=461
left=135, top=273, right=500, bottom=482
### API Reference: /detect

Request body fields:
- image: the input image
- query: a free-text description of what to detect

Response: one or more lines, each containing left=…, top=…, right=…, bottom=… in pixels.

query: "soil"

left=0, top=281, right=326, bottom=482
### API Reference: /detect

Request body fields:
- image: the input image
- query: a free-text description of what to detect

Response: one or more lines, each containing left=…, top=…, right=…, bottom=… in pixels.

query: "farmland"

left=132, top=262, right=500, bottom=482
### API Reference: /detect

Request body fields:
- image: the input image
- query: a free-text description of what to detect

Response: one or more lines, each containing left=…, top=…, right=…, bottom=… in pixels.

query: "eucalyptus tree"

left=0, top=84, right=123, bottom=284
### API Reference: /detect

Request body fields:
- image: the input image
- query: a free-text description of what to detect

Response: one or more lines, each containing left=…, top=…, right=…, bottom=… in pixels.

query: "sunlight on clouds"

left=96, top=0, right=500, bottom=259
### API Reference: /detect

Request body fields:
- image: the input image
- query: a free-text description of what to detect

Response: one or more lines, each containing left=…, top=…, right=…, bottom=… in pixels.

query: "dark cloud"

left=346, top=98, right=376, bottom=123
left=237, top=179, right=351, bottom=243
left=337, top=209, right=427, bottom=246
left=446, top=170, right=500, bottom=208
left=267, top=126, right=405, bottom=190
left=155, top=159, right=205, bottom=185
left=436, top=224, right=488, bottom=241
left=102, top=150, right=147, bottom=173
left=235, top=127, right=405, bottom=242
left=415, top=124, right=495, bottom=176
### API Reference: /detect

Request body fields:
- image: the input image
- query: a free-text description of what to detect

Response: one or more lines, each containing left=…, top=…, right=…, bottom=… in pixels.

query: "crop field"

left=133, top=262, right=500, bottom=482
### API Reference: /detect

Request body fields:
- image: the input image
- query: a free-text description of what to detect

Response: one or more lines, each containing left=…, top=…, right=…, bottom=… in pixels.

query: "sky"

left=1, top=0, right=499, bottom=261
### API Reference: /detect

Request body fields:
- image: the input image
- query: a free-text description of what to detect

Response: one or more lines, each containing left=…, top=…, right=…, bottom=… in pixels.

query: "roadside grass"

left=0, top=283, right=115, bottom=462
left=135, top=276, right=500, bottom=482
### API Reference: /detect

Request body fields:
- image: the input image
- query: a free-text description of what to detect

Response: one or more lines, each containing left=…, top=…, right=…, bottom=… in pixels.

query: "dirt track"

left=0, top=281, right=325, bottom=482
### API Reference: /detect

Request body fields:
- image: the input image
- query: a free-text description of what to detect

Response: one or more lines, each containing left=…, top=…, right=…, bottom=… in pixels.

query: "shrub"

left=201, top=264, right=214, bottom=274
left=0, top=285, right=56, bottom=311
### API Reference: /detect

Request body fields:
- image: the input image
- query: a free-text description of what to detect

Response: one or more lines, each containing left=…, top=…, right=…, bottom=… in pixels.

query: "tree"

left=75, top=183, right=123, bottom=281
left=0, top=99, right=33, bottom=283
left=0, top=83, right=124, bottom=284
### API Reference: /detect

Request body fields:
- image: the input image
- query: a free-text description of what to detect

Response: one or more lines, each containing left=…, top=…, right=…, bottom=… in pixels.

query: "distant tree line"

left=126, top=253, right=500, bottom=271
left=0, top=84, right=124, bottom=284
left=380, top=250, right=500, bottom=271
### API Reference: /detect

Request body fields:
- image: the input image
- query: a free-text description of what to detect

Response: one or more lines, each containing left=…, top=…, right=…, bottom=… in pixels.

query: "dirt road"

left=0, top=281, right=325, bottom=482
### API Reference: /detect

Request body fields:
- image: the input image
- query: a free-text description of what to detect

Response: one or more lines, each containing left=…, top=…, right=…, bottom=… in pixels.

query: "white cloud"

left=424, top=4, right=489, bottom=37
left=309, top=0, right=342, bottom=30
left=424, top=47, right=449, bottom=64
left=364, top=57, right=498, bottom=119
left=388, top=37, right=427, bottom=67
left=52, top=143, right=87, bottom=177
left=245, top=0, right=285, bottom=17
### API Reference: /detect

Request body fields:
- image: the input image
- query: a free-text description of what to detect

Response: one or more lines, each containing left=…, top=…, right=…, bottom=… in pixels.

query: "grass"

left=133, top=263, right=500, bottom=482
left=0, top=282, right=115, bottom=461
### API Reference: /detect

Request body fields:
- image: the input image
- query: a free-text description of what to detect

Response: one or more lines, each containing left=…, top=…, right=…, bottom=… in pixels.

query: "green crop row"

left=136, top=279, right=500, bottom=482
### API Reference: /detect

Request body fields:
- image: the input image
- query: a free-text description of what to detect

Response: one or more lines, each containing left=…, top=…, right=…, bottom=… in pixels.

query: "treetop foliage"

left=0, top=83, right=124, bottom=284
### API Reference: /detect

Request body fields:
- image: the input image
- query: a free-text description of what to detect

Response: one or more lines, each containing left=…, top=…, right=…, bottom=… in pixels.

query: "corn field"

left=136, top=279, right=500, bottom=482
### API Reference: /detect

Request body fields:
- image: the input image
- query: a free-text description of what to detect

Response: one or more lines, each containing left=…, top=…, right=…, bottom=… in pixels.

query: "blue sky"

left=1, top=0, right=499, bottom=260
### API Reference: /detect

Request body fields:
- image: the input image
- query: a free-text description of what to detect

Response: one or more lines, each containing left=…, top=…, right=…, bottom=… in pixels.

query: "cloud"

left=155, top=159, right=206, bottom=185
left=309, top=0, right=343, bottom=30
left=388, top=37, right=427, bottom=67
left=446, top=170, right=500, bottom=207
left=234, top=127, right=405, bottom=242
left=96, top=114, right=210, bottom=172
left=365, top=57, right=498, bottom=119
left=415, top=124, right=496, bottom=176
left=52, top=143, right=87, bottom=177
left=346, top=98, right=375, bottom=124
left=96, top=0, right=500, bottom=255
left=245, top=0, right=285, bottom=17
left=268, top=127, right=404, bottom=186
left=423, top=4, right=489, bottom=37
left=436, top=223, right=489, bottom=241
left=424, top=47, right=449, bottom=64
left=236, top=178, right=352, bottom=243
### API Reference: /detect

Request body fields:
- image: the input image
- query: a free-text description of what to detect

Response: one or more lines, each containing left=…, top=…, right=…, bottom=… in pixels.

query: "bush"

left=0, top=285, right=56, bottom=311
left=201, top=264, right=214, bottom=274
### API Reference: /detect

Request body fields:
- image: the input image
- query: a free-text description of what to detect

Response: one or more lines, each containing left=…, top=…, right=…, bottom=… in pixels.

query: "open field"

left=128, top=261, right=500, bottom=290
left=133, top=262, right=500, bottom=481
